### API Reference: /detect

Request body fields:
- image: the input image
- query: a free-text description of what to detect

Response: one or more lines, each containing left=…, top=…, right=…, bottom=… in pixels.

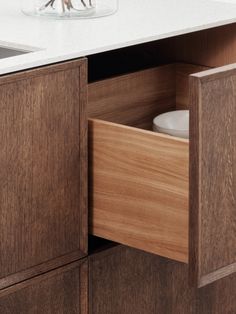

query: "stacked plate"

left=153, top=110, right=189, bottom=139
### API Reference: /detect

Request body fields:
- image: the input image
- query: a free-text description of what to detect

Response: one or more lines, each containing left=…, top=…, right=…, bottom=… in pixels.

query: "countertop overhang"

left=1, top=0, right=236, bottom=75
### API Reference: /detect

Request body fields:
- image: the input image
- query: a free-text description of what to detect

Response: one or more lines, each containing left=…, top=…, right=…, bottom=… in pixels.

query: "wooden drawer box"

left=89, top=119, right=188, bottom=263
left=88, top=62, right=236, bottom=287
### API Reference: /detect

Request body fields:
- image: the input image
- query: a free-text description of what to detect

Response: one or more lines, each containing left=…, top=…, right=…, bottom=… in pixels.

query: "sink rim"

left=0, top=40, right=41, bottom=54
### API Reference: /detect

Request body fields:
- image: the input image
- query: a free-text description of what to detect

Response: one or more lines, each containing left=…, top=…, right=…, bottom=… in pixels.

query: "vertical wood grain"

left=0, top=59, right=88, bottom=286
left=89, top=245, right=236, bottom=314
left=175, top=63, right=209, bottom=109
left=0, top=259, right=88, bottom=314
left=189, top=64, right=236, bottom=287
left=175, top=24, right=236, bottom=67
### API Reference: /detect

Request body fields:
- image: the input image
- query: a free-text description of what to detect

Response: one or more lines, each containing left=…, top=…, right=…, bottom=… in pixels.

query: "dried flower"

left=39, top=0, right=93, bottom=12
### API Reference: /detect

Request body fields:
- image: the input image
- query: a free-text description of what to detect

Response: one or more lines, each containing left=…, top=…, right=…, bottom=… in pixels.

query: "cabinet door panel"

left=0, top=259, right=88, bottom=314
left=190, top=64, right=236, bottom=287
left=0, top=59, right=87, bottom=286
left=89, top=245, right=236, bottom=314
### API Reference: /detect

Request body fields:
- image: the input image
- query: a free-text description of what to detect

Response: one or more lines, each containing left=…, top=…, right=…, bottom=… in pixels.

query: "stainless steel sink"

left=0, top=46, right=30, bottom=59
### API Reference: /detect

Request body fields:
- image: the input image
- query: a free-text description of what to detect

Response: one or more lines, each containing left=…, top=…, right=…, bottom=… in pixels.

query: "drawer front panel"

left=190, top=64, right=236, bottom=287
left=0, top=260, right=88, bottom=314
left=0, top=59, right=87, bottom=284
left=89, top=119, right=189, bottom=263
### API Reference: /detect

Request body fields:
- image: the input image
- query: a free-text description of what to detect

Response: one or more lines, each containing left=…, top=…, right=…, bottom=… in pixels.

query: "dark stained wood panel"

left=89, top=245, right=174, bottom=314
left=175, top=24, right=236, bottom=68
left=175, top=63, right=209, bottom=109
left=189, top=64, right=236, bottom=287
left=0, top=259, right=88, bottom=314
left=89, top=245, right=236, bottom=314
left=198, top=272, right=236, bottom=314
left=0, top=59, right=88, bottom=286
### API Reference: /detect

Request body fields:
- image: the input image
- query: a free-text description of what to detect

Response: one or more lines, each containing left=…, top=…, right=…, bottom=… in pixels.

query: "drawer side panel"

left=89, top=119, right=189, bottom=263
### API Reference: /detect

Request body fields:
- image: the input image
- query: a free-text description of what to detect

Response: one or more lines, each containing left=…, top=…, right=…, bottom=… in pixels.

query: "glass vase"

left=22, top=0, right=118, bottom=19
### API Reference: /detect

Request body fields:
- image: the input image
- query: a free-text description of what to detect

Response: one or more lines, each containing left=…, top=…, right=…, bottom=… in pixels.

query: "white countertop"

left=1, top=0, right=236, bottom=75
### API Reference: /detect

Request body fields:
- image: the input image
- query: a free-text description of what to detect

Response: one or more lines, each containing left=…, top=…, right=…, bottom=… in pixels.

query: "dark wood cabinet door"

left=189, top=64, right=236, bottom=287
left=0, top=259, right=88, bottom=314
left=89, top=245, right=236, bottom=314
left=0, top=59, right=87, bottom=288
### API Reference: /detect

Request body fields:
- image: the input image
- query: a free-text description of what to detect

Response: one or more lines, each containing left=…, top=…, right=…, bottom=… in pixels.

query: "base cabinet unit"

left=88, top=60, right=236, bottom=287
left=89, top=245, right=236, bottom=314
left=1, top=23, right=236, bottom=313
left=0, top=59, right=88, bottom=289
left=0, top=259, right=88, bottom=314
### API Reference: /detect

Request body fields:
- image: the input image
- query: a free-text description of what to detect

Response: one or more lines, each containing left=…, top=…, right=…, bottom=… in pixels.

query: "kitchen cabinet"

left=0, top=259, right=88, bottom=314
left=88, top=57, right=236, bottom=287
left=0, top=12, right=236, bottom=312
left=0, top=59, right=88, bottom=289
left=89, top=245, right=236, bottom=314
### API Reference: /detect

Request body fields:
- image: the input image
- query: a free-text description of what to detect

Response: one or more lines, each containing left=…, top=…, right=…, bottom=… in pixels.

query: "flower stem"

left=40, top=0, right=92, bottom=12
left=61, top=0, right=65, bottom=12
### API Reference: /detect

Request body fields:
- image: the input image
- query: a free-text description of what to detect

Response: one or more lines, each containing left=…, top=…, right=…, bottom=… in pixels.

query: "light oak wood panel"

left=0, top=59, right=87, bottom=287
left=190, top=64, right=236, bottom=287
left=88, top=63, right=209, bottom=125
left=89, top=119, right=189, bottom=263
left=0, top=259, right=88, bottom=314
left=88, top=65, right=176, bottom=130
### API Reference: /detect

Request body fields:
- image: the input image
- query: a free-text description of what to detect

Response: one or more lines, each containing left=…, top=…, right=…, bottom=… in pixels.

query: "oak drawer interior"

left=88, top=63, right=207, bottom=263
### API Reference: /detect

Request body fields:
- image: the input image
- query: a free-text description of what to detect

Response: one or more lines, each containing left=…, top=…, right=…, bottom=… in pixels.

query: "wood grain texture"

left=0, top=259, right=88, bottom=314
left=0, top=59, right=88, bottom=285
left=89, top=119, right=189, bottom=263
left=189, top=64, right=236, bottom=287
left=88, top=63, right=208, bottom=126
left=0, top=250, right=85, bottom=291
left=89, top=245, right=236, bottom=314
left=175, top=24, right=236, bottom=67
left=176, top=63, right=209, bottom=109
left=88, top=65, right=176, bottom=130
left=89, top=245, right=191, bottom=314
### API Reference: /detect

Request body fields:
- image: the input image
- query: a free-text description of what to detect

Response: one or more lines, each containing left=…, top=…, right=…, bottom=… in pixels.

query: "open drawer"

left=88, top=63, right=236, bottom=287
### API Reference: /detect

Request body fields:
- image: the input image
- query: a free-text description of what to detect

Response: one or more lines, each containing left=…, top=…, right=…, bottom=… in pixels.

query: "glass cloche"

left=22, top=0, right=118, bottom=19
